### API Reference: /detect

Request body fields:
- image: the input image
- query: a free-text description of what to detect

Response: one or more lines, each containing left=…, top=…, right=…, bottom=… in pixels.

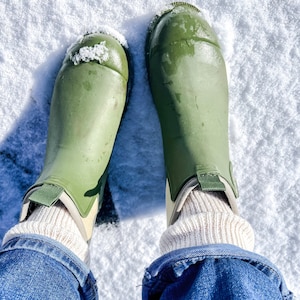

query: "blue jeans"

left=0, top=235, right=293, bottom=299
left=0, top=235, right=98, bottom=299
left=143, top=244, right=293, bottom=300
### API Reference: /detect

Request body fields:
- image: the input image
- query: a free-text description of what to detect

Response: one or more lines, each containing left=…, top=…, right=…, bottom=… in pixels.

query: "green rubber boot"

left=20, top=33, right=129, bottom=241
left=146, top=3, right=239, bottom=225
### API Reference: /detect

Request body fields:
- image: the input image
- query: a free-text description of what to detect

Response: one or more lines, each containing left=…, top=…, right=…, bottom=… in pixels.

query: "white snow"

left=0, top=0, right=299, bottom=299
left=70, top=41, right=109, bottom=65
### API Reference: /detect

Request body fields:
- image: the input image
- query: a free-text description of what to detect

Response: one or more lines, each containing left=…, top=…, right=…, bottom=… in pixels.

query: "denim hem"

left=143, top=244, right=293, bottom=299
left=1, top=234, right=98, bottom=298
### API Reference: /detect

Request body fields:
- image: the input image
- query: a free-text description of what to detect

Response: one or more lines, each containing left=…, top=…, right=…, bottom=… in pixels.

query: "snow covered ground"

left=0, top=0, right=299, bottom=298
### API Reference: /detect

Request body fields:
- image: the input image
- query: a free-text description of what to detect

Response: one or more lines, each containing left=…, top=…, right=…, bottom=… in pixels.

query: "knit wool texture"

left=160, top=187, right=255, bottom=254
left=3, top=202, right=89, bottom=264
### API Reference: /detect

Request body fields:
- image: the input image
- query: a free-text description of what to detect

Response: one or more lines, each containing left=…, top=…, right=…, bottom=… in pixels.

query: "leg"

left=0, top=235, right=97, bottom=299
left=143, top=3, right=292, bottom=299
left=1, top=32, right=129, bottom=298
left=143, top=245, right=292, bottom=300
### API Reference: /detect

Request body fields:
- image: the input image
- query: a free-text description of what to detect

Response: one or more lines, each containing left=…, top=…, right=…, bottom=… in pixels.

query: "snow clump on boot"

left=70, top=41, right=109, bottom=65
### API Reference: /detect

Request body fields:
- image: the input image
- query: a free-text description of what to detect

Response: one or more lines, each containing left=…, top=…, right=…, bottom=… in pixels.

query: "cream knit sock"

left=160, top=186, right=255, bottom=254
left=3, top=202, right=89, bottom=264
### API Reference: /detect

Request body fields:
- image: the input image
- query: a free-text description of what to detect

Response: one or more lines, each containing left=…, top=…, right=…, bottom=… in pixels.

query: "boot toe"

left=65, top=33, right=129, bottom=81
left=147, top=3, right=219, bottom=58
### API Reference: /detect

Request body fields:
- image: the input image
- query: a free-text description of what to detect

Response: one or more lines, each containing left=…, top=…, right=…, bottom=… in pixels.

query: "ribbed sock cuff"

left=160, top=188, right=255, bottom=254
left=3, top=203, right=89, bottom=264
